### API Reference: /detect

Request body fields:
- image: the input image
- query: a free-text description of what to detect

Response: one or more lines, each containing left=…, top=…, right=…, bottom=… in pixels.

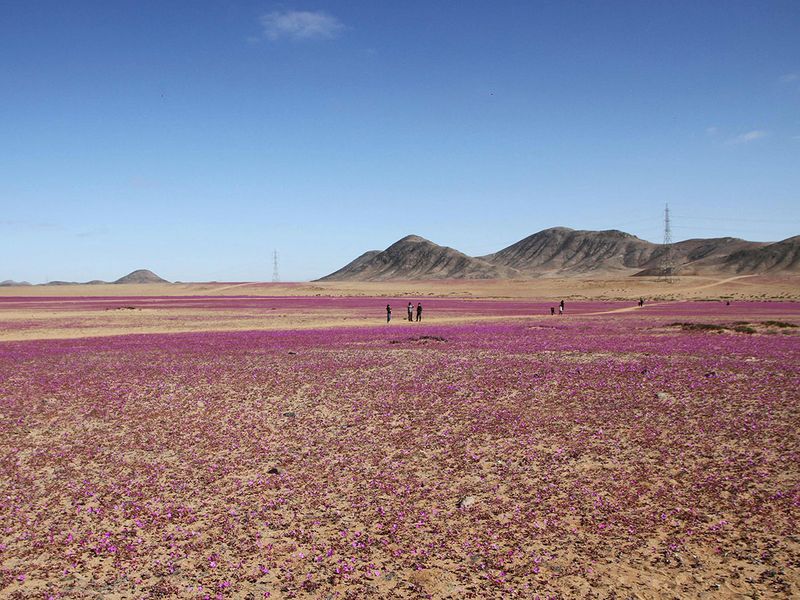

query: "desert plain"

left=1, top=275, right=798, bottom=598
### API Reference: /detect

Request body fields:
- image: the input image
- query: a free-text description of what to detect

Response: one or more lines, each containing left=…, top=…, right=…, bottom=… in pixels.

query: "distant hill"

left=113, top=269, right=168, bottom=284
left=317, top=235, right=520, bottom=281
left=321, top=229, right=800, bottom=281
left=2, top=271, right=168, bottom=286
left=482, top=227, right=656, bottom=275
left=320, top=250, right=381, bottom=281
left=719, top=236, right=800, bottom=274
left=673, top=237, right=766, bottom=264
left=634, top=237, right=767, bottom=276
left=0, top=280, right=32, bottom=287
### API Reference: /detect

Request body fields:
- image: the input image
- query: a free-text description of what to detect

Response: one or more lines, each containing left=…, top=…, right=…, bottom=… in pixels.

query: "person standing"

left=407, top=302, right=414, bottom=322
left=416, top=302, right=423, bottom=322
left=386, top=304, right=392, bottom=322
left=559, top=299, right=565, bottom=313
left=550, top=307, right=555, bottom=316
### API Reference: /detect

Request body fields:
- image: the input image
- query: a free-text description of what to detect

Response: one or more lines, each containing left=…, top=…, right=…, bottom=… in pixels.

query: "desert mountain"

left=0, top=280, right=32, bottom=286
left=634, top=237, right=767, bottom=276
left=114, top=269, right=168, bottom=284
left=672, top=237, right=766, bottom=264
left=43, top=279, right=110, bottom=285
left=718, top=236, right=800, bottom=273
left=317, top=235, right=520, bottom=281
left=320, top=250, right=381, bottom=281
left=482, top=227, right=656, bottom=275
left=2, top=271, right=167, bottom=286
left=322, top=229, right=799, bottom=281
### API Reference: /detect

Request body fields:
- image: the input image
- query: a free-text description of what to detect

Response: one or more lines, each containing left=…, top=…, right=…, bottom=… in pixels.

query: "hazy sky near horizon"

left=2, top=1, right=799, bottom=282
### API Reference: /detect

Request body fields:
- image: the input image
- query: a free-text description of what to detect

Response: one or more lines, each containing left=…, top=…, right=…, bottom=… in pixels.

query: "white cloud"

left=728, top=130, right=768, bottom=145
left=260, top=10, right=344, bottom=41
left=705, top=126, right=719, bottom=136
left=780, top=72, right=799, bottom=83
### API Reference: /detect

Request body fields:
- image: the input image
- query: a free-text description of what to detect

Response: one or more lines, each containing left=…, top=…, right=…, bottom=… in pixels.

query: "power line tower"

left=272, top=250, right=280, bottom=283
left=659, top=202, right=675, bottom=283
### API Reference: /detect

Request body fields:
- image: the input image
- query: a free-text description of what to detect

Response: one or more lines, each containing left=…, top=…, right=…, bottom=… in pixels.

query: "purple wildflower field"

left=1, top=300, right=799, bottom=598
left=0, top=295, right=627, bottom=319
left=0, top=296, right=629, bottom=341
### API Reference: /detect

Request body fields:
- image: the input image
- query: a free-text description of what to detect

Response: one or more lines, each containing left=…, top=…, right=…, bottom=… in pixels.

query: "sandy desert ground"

left=2, top=273, right=799, bottom=300
left=1, top=276, right=798, bottom=598
left=1, top=275, right=797, bottom=342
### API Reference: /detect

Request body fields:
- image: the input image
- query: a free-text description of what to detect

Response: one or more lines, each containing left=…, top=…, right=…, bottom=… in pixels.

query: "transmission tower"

left=658, top=203, right=675, bottom=283
left=272, top=250, right=280, bottom=282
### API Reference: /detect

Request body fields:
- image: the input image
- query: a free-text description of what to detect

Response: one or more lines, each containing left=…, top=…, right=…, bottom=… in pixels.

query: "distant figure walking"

left=638, top=297, right=644, bottom=308
left=416, top=302, right=423, bottom=322
left=559, top=299, right=565, bottom=312
left=407, top=302, right=414, bottom=322
left=386, top=304, right=391, bottom=322
left=550, top=307, right=555, bottom=316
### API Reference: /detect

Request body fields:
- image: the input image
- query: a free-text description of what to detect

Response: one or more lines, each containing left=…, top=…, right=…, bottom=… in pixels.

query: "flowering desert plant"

left=0, top=301, right=798, bottom=597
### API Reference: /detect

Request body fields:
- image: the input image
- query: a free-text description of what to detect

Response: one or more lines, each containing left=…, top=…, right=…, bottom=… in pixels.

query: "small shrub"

left=762, top=320, right=797, bottom=328
left=669, top=322, right=726, bottom=332
left=390, top=335, right=447, bottom=344
left=732, top=325, right=756, bottom=334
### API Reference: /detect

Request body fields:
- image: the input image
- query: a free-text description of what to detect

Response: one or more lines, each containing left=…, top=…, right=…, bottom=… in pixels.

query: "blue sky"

left=1, top=1, right=798, bottom=282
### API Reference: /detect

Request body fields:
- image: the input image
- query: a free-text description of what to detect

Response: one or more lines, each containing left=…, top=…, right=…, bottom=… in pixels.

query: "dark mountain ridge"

left=720, top=236, right=800, bottom=273
left=114, top=269, right=169, bottom=284
left=0, top=280, right=32, bottom=287
left=317, top=235, right=520, bottom=281
left=0, top=270, right=169, bottom=286
left=482, top=228, right=656, bottom=275
left=319, top=228, right=798, bottom=281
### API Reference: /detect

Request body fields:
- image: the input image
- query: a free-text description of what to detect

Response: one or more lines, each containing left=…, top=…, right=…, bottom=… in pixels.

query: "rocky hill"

left=2, top=271, right=168, bottom=286
left=319, top=250, right=381, bottom=281
left=113, top=269, right=168, bottom=284
left=321, top=229, right=799, bottom=281
left=634, top=237, right=767, bottom=276
left=482, top=228, right=656, bottom=275
left=718, top=236, right=800, bottom=274
left=317, top=235, right=519, bottom=281
left=0, top=280, right=32, bottom=287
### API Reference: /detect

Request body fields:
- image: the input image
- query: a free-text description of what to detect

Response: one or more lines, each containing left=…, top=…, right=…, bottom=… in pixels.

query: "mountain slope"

left=0, top=280, right=32, bottom=286
left=634, top=237, right=768, bottom=276
left=321, top=229, right=799, bottom=281
left=317, top=235, right=519, bottom=281
left=114, top=269, right=168, bottom=284
left=718, top=236, right=800, bottom=273
left=483, top=227, right=657, bottom=275
left=318, top=250, right=381, bottom=281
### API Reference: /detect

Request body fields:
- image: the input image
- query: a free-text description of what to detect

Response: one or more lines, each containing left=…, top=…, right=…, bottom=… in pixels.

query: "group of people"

left=385, top=296, right=658, bottom=322
left=550, top=300, right=565, bottom=315
left=386, top=302, right=423, bottom=322
left=385, top=297, right=659, bottom=321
